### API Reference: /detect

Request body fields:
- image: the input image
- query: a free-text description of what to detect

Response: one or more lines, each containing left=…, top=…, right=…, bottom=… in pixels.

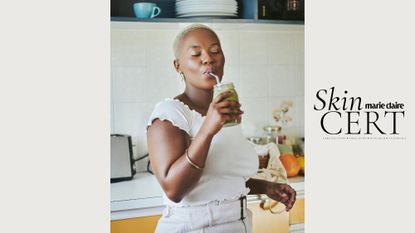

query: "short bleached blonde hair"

left=173, top=24, right=220, bottom=59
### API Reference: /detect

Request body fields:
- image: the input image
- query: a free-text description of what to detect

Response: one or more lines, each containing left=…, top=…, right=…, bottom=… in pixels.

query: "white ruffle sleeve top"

left=147, top=99, right=258, bottom=207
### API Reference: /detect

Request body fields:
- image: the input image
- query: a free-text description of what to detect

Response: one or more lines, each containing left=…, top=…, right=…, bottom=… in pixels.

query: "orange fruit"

left=279, top=153, right=301, bottom=177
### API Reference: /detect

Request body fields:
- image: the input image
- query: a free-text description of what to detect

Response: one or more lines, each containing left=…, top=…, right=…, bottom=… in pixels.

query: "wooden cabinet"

left=289, top=198, right=304, bottom=225
left=289, top=198, right=305, bottom=233
left=247, top=197, right=304, bottom=233
left=111, top=207, right=289, bottom=233
left=248, top=202, right=289, bottom=233
left=111, top=200, right=304, bottom=233
left=111, top=215, right=160, bottom=233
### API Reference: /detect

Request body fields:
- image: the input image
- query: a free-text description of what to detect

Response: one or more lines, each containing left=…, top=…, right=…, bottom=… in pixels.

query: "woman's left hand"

left=265, top=182, right=297, bottom=211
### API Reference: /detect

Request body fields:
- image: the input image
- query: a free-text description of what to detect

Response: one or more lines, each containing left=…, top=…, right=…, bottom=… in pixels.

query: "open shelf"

left=111, top=0, right=304, bottom=25
left=111, top=17, right=304, bottom=25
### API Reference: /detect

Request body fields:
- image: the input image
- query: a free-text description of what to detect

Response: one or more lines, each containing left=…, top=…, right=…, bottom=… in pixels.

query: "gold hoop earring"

left=179, top=72, right=185, bottom=81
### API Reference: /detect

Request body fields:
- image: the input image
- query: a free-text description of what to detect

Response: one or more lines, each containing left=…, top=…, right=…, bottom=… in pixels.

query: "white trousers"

left=155, top=196, right=252, bottom=233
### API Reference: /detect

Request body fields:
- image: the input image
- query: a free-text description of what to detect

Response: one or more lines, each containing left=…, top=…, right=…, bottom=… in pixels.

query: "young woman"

left=147, top=24, right=296, bottom=233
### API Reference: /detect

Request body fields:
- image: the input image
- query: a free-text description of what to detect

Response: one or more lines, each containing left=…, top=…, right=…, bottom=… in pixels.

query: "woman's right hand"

left=200, top=91, right=244, bottom=136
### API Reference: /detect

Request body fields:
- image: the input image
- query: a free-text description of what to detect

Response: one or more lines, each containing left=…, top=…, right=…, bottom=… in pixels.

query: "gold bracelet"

left=185, top=149, right=204, bottom=170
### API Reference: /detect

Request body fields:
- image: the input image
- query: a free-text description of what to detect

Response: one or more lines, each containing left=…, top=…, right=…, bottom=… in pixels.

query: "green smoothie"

left=213, top=82, right=241, bottom=127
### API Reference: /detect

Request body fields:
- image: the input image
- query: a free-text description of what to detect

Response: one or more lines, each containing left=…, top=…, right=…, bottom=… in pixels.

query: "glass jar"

left=283, top=0, right=304, bottom=20
left=262, top=125, right=282, bottom=144
left=213, top=82, right=240, bottom=127
left=286, top=0, right=300, bottom=11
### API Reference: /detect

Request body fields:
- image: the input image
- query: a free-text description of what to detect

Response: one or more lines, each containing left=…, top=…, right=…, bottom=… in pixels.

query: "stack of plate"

left=175, top=0, right=238, bottom=18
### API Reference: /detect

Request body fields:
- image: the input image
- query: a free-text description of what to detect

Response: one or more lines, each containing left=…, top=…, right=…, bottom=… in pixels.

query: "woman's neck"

left=181, top=87, right=213, bottom=116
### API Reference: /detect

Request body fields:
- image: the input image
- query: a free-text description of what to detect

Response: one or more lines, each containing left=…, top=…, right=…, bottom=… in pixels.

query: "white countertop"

left=111, top=172, right=304, bottom=220
left=111, top=173, right=164, bottom=220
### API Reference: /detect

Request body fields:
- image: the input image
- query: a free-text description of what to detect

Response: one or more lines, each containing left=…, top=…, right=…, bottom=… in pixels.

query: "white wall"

left=111, top=22, right=304, bottom=171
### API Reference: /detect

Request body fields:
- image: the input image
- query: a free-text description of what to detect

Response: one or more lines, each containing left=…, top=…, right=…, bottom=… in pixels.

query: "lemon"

left=296, top=156, right=305, bottom=174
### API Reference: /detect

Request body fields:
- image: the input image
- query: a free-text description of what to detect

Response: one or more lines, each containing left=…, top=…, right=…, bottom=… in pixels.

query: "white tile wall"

left=267, top=32, right=297, bottom=64
left=111, top=23, right=304, bottom=171
left=238, top=65, right=269, bottom=98
left=238, top=97, right=269, bottom=136
left=217, top=30, right=240, bottom=66
left=268, top=65, right=296, bottom=96
left=239, top=31, right=268, bottom=65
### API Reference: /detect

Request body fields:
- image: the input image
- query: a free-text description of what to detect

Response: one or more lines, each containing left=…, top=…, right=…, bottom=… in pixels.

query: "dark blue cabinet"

left=111, top=0, right=304, bottom=24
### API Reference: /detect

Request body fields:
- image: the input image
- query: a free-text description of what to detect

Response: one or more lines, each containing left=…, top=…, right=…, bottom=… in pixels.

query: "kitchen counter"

left=111, top=172, right=304, bottom=220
